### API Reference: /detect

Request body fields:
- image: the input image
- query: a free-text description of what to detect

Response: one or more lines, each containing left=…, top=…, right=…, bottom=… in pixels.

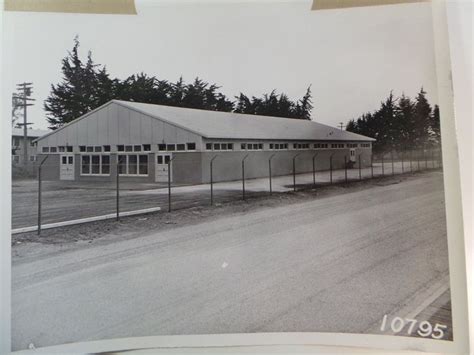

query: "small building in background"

left=12, top=127, right=49, bottom=167
left=34, top=100, right=375, bottom=183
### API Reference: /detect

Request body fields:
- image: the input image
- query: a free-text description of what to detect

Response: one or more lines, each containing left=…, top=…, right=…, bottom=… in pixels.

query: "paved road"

left=12, top=160, right=439, bottom=229
left=12, top=172, right=450, bottom=350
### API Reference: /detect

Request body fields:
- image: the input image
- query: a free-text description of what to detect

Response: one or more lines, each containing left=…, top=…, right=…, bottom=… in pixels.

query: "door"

left=350, top=149, right=356, bottom=162
left=60, top=155, right=75, bottom=180
left=155, top=154, right=172, bottom=182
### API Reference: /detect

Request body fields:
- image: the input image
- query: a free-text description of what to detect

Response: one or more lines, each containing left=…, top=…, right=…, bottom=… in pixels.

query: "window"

left=13, top=138, right=20, bottom=147
left=206, top=143, right=213, bottom=150
left=117, top=145, right=125, bottom=152
left=81, top=155, right=91, bottom=174
left=125, top=145, right=133, bottom=152
left=81, top=155, right=111, bottom=175
left=227, top=143, right=234, bottom=150
left=79, top=146, right=86, bottom=152
left=213, top=143, right=221, bottom=150
left=128, top=155, right=138, bottom=174
left=30, top=155, right=36, bottom=162
left=118, top=154, right=149, bottom=176
left=101, top=155, right=110, bottom=174
left=50, top=147, right=57, bottom=153
left=139, top=155, right=148, bottom=174
left=270, top=143, right=274, bottom=149
left=166, top=144, right=176, bottom=151
left=221, top=144, right=227, bottom=151
left=314, top=143, right=328, bottom=149
left=361, top=143, right=371, bottom=148
left=241, top=143, right=246, bottom=150
left=187, top=143, right=196, bottom=151
left=67, top=146, right=73, bottom=152
left=42, top=147, right=50, bottom=153
left=177, top=144, right=186, bottom=151
left=158, top=144, right=166, bottom=151
left=331, top=143, right=344, bottom=149
left=347, top=143, right=358, bottom=148
left=94, top=146, right=102, bottom=152
left=91, top=155, right=101, bottom=174
left=143, top=144, right=151, bottom=152
left=86, top=146, right=94, bottom=152
left=58, top=146, right=65, bottom=152
left=133, top=145, right=142, bottom=152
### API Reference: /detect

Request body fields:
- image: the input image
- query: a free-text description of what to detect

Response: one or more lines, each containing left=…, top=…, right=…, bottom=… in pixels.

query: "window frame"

left=80, top=154, right=112, bottom=176
left=117, top=154, right=149, bottom=176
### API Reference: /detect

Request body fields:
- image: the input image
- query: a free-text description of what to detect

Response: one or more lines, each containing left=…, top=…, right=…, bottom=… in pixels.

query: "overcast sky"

left=3, top=0, right=438, bottom=130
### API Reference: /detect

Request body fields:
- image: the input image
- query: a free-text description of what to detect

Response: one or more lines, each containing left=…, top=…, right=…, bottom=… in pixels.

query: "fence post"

left=358, top=154, right=362, bottom=180
left=167, top=156, right=176, bottom=212
left=329, top=154, right=334, bottom=184
left=391, top=150, right=395, bottom=176
left=210, top=155, right=218, bottom=205
left=242, top=154, right=249, bottom=200
left=269, top=154, right=275, bottom=194
left=168, top=160, right=171, bottom=212
left=371, top=154, right=374, bottom=179
left=116, top=156, right=120, bottom=221
left=293, top=153, right=301, bottom=192
left=37, top=165, right=42, bottom=235
left=381, top=153, right=385, bottom=176
left=37, top=155, right=49, bottom=235
left=401, top=151, right=404, bottom=173
left=312, top=153, right=318, bottom=186
left=417, top=150, right=421, bottom=171
left=410, top=150, right=413, bottom=172
left=344, top=156, right=348, bottom=183
left=424, top=148, right=428, bottom=170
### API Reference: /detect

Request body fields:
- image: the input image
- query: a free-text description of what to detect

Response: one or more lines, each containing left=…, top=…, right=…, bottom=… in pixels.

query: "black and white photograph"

left=2, top=0, right=470, bottom=353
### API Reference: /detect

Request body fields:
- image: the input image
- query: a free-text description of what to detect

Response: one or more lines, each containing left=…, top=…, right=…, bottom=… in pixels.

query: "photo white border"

left=2, top=0, right=470, bottom=354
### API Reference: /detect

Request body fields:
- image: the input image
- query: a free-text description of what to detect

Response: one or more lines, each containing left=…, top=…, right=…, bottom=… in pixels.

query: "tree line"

left=346, top=89, right=440, bottom=153
left=44, top=38, right=313, bottom=129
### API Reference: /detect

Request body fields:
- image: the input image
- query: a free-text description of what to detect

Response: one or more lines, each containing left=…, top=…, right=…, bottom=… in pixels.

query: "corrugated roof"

left=12, top=127, right=49, bottom=138
left=115, top=100, right=375, bottom=142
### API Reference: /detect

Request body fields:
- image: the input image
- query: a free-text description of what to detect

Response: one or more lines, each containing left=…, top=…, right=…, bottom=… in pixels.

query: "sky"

left=2, top=0, right=439, bottom=130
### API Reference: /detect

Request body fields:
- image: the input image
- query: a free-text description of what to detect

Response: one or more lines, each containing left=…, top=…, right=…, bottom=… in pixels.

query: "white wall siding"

left=36, top=102, right=203, bottom=151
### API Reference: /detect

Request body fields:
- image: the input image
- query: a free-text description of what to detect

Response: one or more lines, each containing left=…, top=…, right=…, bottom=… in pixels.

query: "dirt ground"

left=12, top=170, right=437, bottom=261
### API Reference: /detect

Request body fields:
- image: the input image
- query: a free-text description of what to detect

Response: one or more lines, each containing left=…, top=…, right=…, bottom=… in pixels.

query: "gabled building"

left=34, top=100, right=375, bottom=183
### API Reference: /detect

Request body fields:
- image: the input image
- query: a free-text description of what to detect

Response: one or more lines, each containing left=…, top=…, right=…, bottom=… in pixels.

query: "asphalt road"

left=12, top=172, right=450, bottom=350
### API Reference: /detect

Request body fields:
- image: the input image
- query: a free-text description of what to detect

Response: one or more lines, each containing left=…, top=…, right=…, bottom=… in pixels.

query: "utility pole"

left=13, top=82, right=35, bottom=169
left=338, top=122, right=344, bottom=130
